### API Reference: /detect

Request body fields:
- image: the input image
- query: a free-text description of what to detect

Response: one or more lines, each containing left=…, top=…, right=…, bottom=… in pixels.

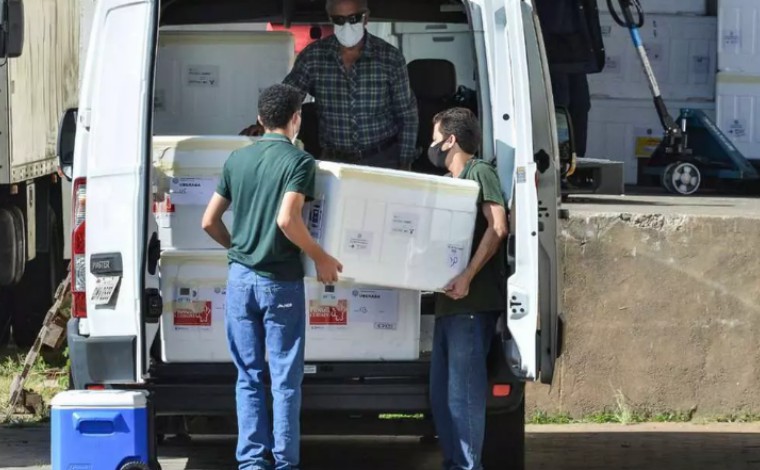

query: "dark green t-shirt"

left=216, top=133, right=315, bottom=281
left=435, top=159, right=507, bottom=316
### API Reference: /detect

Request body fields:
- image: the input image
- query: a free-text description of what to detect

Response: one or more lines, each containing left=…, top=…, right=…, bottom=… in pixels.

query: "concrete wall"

left=528, top=213, right=760, bottom=418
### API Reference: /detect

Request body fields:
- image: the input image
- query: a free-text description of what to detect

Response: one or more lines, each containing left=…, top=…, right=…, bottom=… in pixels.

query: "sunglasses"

left=329, top=11, right=367, bottom=26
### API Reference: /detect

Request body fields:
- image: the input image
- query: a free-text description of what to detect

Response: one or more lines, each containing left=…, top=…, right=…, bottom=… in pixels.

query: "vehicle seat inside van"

left=407, top=59, right=458, bottom=175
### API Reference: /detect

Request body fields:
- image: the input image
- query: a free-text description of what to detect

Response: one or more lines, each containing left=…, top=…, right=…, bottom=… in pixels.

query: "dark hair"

left=432, top=107, right=481, bottom=155
left=258, top=84, right=302, bottom=130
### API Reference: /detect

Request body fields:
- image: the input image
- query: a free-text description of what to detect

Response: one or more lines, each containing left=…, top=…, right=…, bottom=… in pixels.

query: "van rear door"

left=471, top=0, right=542, bottom=380
left=79, top=0, right=158, bottom=382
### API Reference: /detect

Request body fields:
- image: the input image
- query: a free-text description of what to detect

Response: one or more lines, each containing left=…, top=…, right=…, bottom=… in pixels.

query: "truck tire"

left=482, top=398, right=525, bottom=470
left=10, top=206, right=64, bottom=348
left=0, top=288, right=11, bottom=348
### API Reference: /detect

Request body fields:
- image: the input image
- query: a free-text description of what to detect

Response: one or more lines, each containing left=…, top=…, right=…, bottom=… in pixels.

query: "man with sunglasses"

left=280, top=0, right=419, bottom=170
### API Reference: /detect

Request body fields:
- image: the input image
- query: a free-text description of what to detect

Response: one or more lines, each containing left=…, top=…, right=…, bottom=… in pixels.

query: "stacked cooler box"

left=716, top=0, right=760, bottom=162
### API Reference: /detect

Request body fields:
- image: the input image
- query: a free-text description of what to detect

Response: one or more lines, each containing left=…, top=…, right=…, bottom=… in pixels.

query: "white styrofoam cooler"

left=717, top=73, right=760, bottom=160
left=589, top=14, right=717, bottom=101
left=159, top=249, right=421, bottom=363
left=154, top=31, right=294, bottom=135
left=305, top=162, right=480, bottom=292
left=152, top=135, right=257, bottom=250
left=718, top=0, right=760, bottom=75
left=587, top=98, right=716, bottom=184
left=597, top=0, right=707, bottom=15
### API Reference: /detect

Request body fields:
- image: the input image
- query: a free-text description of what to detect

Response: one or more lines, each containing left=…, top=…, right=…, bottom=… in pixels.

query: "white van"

left=57, top=0, right=567, bottom=467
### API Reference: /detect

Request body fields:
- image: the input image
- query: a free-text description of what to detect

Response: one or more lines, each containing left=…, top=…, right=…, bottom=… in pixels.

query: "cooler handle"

left=73, top=411, right=124, bottom=435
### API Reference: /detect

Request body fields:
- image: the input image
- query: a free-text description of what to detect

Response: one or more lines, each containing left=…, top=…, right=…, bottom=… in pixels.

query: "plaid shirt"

left=284, top=34, right=419, bottom=165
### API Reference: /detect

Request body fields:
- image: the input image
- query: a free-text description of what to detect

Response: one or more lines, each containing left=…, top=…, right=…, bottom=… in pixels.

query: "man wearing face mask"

left=279, top=0, right=418, bottom=170
left=203, top=84, right=342, bottom=470
left=427, top=108, right=509, bottom=470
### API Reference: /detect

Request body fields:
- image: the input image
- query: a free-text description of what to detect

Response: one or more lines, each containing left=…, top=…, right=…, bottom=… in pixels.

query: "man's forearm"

left=399, top=109, right=419, bottom=166
left=463, top=228, right=503, bottom=281
left=204, top=222, right=231, bottom=249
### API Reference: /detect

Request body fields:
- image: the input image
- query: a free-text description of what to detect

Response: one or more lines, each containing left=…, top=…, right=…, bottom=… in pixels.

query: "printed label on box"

left=390, top=212, right=419, bottom=236
left=447, top=244, right=466, bottom=271
left=727, top=119, right=747, bottom=140
left=350, top=288, right=399, bottom=330
left=723, top=30, right=741, bottom=47
left=174, top=301, right=213, bottom=327
left=344, top=231, right=373, bottom=254
left=309, top=299, right=348, bottom=326
left=306, top=198, right=325, bottom=241
left=187, top=65, right=220, bottom=87
left=604, top=55, right=621, bottom=73
left=169, top=177, right=217, bottom=205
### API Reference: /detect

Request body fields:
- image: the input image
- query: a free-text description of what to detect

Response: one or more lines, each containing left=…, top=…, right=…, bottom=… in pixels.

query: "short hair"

left=325, top=0, right=369, bottom=13
left=257, top=84, right=302, bottom=130
left=432, top=108, right=481, bottom=155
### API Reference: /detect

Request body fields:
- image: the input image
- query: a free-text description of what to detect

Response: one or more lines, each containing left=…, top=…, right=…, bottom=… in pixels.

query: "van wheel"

left=11, top=206, right=64, bottom=348
left=482, top=399, right=525, bottom=470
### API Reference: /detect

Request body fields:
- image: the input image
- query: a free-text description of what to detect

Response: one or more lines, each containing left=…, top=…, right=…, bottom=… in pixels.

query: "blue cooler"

left=51, top=390, right=152, bottom=470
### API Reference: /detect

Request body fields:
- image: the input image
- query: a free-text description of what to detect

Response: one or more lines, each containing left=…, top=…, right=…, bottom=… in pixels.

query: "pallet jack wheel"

left=662, top=163, right=677, bottom=194
left=670, top=162, right=701, bottom=196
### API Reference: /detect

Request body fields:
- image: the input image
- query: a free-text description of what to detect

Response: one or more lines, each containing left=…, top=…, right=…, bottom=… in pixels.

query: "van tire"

left=10, top=206, right=64, bottom=348
left=482, top=398, right=525, bottom=470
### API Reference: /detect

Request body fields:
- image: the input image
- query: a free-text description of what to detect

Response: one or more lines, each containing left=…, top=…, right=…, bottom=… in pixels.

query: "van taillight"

left=72, top=178, right=87, bottom=318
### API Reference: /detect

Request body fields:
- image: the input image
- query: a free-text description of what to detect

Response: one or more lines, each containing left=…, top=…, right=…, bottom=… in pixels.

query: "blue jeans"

left=430, top=312, right=499, bottom=470
left=225, top=263, right=306, bottom=470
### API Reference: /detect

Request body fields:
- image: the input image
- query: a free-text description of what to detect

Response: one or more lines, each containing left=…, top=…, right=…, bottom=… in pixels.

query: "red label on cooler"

left=309, top=299, right=348, bottom=326
left=174, top=301, right=212, bottom=326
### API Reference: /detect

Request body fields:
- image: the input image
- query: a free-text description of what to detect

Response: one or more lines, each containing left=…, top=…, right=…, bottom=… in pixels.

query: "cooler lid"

left=51, top=390, right=148, bottom=408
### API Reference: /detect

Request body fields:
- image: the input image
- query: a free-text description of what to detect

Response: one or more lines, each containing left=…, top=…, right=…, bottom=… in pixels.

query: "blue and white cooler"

left=51, top=390, right=153, bottom=470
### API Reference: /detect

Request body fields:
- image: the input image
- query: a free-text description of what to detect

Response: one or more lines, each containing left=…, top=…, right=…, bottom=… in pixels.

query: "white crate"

left=718, top=0, right=760, bottom=75
left=304, top=279, right=421, bottom=361
left=597, top=0, right=707, bottom=15
left=587, top=98, right=716, bottom=184
left=589, top=14, right=717, bottom=101
left=305, top=162, right=480, bottom=292
left=158, top=249, right=421, bottom=363
left=716, top=73, right=760, bottom=160
left=154, top=31, right=294, bottom=135
left=152, top=136, right=257, bottom=250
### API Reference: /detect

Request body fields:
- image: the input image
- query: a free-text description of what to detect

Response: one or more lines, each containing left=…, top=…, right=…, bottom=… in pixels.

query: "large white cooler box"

left=152, top=135, right=256, bottom=250
left=305, top=162, right=480, bottom=292
left=154, top=31, right=294, bottom=135
left=589, top=14, right=717, bottom=101
left=718, top=0, right=760, bottom=75
left=717, top=73, right=760, bottom=160
left=158, top=250, right=422, bottom=363
left=587, top=98, right=716, bottom=184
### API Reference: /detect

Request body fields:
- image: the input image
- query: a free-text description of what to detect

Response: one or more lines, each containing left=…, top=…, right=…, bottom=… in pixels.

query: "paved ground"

left=565, top=190, right=760, bottom=218
left=3, top=423, right=760, bottom=469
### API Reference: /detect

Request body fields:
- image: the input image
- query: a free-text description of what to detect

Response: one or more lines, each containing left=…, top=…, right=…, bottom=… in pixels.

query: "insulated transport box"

left=305, top=161, right=480, bottom=292
left=718, top=0, right=760, bottom=75
left=158, top=250, right=422, bottom=362
left=153, top=31, right=294, bottom=135
left=152, top=135, right=257, bottom=250
left=717, top=73, right=760, bottom=160
left=587, top=98, right=716, bottom=184
left=589, top=14, right=717, bottom=101
left=51, top=391, right=151, bottom=470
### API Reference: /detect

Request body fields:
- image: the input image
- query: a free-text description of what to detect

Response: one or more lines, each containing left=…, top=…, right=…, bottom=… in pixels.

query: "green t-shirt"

left=216, top=133, right=316, bottom=281
left=435, top=159, right=507, bottom=316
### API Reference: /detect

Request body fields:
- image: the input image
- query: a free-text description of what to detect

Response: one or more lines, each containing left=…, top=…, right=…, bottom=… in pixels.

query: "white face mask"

left=335, top=23, right=365, bottom=48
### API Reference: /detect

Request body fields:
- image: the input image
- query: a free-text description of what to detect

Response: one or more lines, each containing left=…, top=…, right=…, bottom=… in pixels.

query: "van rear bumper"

left=68, top=318, right=137, bottom=388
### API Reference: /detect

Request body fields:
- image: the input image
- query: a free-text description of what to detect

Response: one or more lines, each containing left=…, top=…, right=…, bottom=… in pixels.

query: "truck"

left=36, top=0, right=584, bottom=467
left=0, top=0, right=78, bottom=348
